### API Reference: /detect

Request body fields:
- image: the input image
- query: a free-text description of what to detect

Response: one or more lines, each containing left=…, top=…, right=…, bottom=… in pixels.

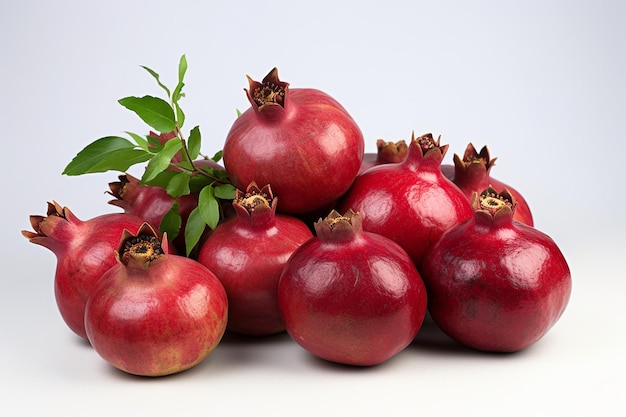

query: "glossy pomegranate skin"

left=441, top=143, right=534, bottom=226
left=85, top=225, right=228, bottom=376
left=223, top=68, right=364, bottom=214
left=197, top=183, right=313, bottom=336
left=358, top=139, right=408, bottom=174
left=338, top=133, right=474, bottom=268
left=278, top=210, right=428, bottom=366
left=21, top=202, right=149, bottom=339
left=420, top=190, right=571, bottom=352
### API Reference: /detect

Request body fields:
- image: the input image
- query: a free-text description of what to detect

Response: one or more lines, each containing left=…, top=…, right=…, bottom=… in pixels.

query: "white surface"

left=2, top=1, right=625, bottom=416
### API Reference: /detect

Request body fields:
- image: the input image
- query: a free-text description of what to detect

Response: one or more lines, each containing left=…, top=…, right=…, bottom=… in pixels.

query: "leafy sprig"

left=63, top=55, right=235, bottom=255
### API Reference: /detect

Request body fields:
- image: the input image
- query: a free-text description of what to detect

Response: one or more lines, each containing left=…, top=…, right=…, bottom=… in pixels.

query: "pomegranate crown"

left=453, top=143, right=497, bottom=172
left=314, top=209, right=363, bottom=242
left=233, top=181, right=277, bottom=219
left=245, top=67, right=290, bottom=110
left=472, top=186, right=517, bottom=220
left=410, top=132, right=448, bottom=160
left=376, top=139, right=408, bottom=163
left=116, top=222, right=169, bottom=268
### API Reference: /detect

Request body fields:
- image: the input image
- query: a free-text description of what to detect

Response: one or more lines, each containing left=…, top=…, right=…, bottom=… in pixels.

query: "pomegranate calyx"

left=314, top=209, right=363, bottom=242
left=407, top=132, right=448, bottom=166
left=376, top=139, right=408, bottom=163
left=453, top=143, right=497, bottom=173
left=117, top=223, right=167, bottom=269
left=473, top=187, right=517, bottom=219
left=246, top=67, right=290, bottom=110
left=233, top=181, right=277, bottom=217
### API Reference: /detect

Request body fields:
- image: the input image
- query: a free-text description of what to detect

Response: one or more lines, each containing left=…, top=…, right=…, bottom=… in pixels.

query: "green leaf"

left=63, top=136, right=151, bottom=175
left=211, top=149, right=223, bottom=163
left=142, top=139, right=183, bottom=183
left=140, top=169, right=178, bottom=188
left=172, top=55, right=187, bottom=103
left=189, top=174, right=215, bottom=193
left=140, top=65, right=171, bottom=98
left=175, top=102, right=185, bottom=129
left=184, top=207, right=206, bottom=257
left=213, top=183, right=236, bottom=200
left=236, top=108, right=242, bottom=117
left=198, top=186, right=220, bottom=230
left=118, top=95, right=176, bottom=133
left=166, top=171, right=191, bottom=198
left=125, top=131, right=150, bottom=151
left=172, top=57, right=187, bottom=104
left=178, top=55, right=188, bottom=85
left=160, top=202, right=181, bottom=240
left=188, top=126, right=201, bottom=160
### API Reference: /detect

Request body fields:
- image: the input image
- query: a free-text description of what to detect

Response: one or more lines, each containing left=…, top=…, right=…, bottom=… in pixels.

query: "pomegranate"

left=222, top=67, right=365, bottom=214
left=441, top=143, right=534, bottom=226
left=84, top=223, right=228, bottom=376
left=420, top=187, right=571, bottom=352
left=108, top=173, right=201, bottom=255
left=338, top=132, right=474, bottom=268
left=358, top=139, right=408, bottom=174
left=21, top=202, right=150, bottom=339
left=277, top=209, right=428, bottom=366
left=197, top=182, right=313, bottom=336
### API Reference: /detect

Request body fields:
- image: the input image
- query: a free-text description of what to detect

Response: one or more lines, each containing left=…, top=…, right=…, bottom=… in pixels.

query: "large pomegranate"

left=21, top=202, right=151, bottom=339
left=278, top=209, right=428, bottom=366
left=338, top=132, right=474, bottom=268
left=85, top=223, right=228, bottom=376
left=420, top=187, right=571, bottom=352
left=223, top=67, right=365, bottom=214
left=197, top=182, right=313, bottom=336
left=441, top=143, right=534, bottom=226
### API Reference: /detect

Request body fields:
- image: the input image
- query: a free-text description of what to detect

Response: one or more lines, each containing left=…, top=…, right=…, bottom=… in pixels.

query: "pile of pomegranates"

left=22, top=56, right=571, bottom=376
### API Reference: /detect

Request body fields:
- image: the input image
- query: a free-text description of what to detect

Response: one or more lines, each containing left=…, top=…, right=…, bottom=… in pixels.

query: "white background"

left=2, top=1, right=625, bottom=416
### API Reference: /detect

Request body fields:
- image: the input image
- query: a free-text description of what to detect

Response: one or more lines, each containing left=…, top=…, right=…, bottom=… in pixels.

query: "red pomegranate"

left=338, top=132, right=474, bottom=268
left=420, top=187, right=571, bottom=352
left=278, top=209, right=428, bottom=366
left=85, top=223, right=228, bottom=376
left=197, top=182, right=313, bottom=336
left=222, top=67, right=364, bottom=214
left=21, top=202, right=152, bottom=339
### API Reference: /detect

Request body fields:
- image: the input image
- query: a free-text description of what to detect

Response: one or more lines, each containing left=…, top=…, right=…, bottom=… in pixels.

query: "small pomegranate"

left=278, top=209, right=428, bottom=366
left=420, top=187, right=571, bottom=352
left=441, top=143, right=534, bottom=226
left=338, top=132, right=474, bottom=268
left=223, top=67, right=364, bottom=214
left=85, top=223, right=228, bottom=377
left=358, top=139, right=408, bottom=174
left=197, top=182, right=313, bottom=336
left=21, top=202, right=150, bottom=339
left=108, top=173, right=201, bottom=255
